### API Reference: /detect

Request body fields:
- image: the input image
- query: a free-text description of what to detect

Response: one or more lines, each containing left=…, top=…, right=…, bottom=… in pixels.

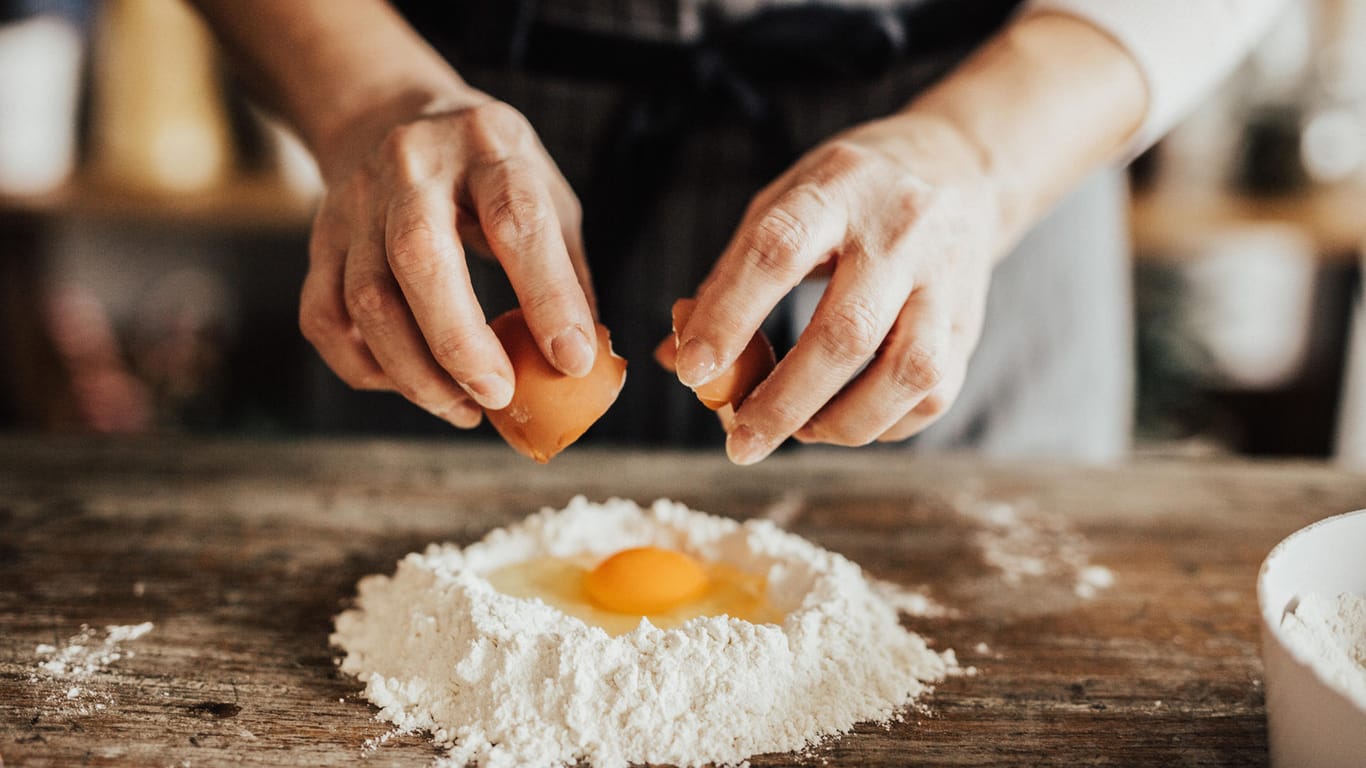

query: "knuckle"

left=379, top=125, right=417, bottom=171
left=388, top=207, right=456, bottom=280
left=464, top=101, right=529, bottom=142
left=889, top=343, right=945, bottom=395
left=387, top=226, right=434, bottom=275
left=380, top=123, right=443, bottom=185
left=883, top=182, right=931, bottom=243
left=345, top=274, right=399, bottom=323
left=785, top=181, right=834, bottom=213
left=428, top=328, right=483, bottom=373
left=892, top=179, right=930, bottom=217
left=519, top=282, right=576, bottom=318
left=486, top=190, right=551, bottom=248
left=815, top=301, right=883, bottom=365
left=746, top=209, right=812, bottom=281
left=821, top=140, right=875, bottom=172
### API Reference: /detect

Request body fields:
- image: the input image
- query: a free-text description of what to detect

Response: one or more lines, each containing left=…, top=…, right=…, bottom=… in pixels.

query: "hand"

left=675, top=114, right=1003, bottom=464
left=301, top=96, right=596, bottom=427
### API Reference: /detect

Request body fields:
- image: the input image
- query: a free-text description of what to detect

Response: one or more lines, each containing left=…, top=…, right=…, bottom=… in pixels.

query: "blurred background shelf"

left=1131, top=186, right=1366, bottom=258
left=0, top=174, right=316, bottom=231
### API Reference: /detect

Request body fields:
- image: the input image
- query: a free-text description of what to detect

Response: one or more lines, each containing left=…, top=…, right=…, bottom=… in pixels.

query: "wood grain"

left=2, top=437, right=1364, bottom=767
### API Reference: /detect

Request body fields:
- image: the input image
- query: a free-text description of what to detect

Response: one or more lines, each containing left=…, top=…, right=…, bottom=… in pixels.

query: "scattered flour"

left=35, top=622, right=153, bottom=678
left=958, top=497, right=1114, bottom=600
left=940, top=649, right=979, bottom=678
left=32, top=622, right=152, bottom=717
left=870, top=578, right=955, bottom=619
left=361, top=727, right=403, bottom=754
left=1279, top=592, right=1366, bottom=706
left=332, top=497, right=957, bottom=768
left=1074, top=565, right=1116, bottom=600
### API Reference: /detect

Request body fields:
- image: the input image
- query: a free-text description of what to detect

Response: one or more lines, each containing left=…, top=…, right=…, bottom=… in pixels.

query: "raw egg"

left=659, top=298, right=775, bottom=411
left=583, top=546, right=708, bottom=614
left=486, top=546, right=784, bottom=636
left=485, top=308, right=627, bottom=463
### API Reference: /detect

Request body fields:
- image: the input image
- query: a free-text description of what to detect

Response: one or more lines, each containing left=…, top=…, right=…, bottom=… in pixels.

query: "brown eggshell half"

left=666, top=298, right=775, bottom=411
left=485, top=308, right=627, bottom=463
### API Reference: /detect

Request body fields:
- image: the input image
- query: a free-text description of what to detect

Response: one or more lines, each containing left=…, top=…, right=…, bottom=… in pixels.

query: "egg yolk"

left=582, top=547, right=708, bottom=614
left=485, top=548, right=784, bottom=635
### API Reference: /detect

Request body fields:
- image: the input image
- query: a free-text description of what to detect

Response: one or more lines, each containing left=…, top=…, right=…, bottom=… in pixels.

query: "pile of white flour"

left=1279, top=592, right=1366, bottom=706
left=332, top=496, right=955, bottom=768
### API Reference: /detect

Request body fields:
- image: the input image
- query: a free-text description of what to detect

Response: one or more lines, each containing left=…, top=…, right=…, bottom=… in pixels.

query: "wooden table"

left=2, top=438, right=1363, bottom=767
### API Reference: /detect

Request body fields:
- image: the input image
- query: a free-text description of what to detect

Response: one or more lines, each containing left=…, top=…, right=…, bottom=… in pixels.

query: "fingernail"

left=550, top=325, right=595, bottom=377
left=463, top=373, right=514, bottom=410
left=676, top=338, right=718, bottom=387
left=727, top=424, right=769, bottom=466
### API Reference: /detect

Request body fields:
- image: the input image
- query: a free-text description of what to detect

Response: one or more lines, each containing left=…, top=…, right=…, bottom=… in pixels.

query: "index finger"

left=468, top=158, right=598, bottom=378
left=675, top=181, right=846, bottom=388
left=384, top=184, right=517, bottom=410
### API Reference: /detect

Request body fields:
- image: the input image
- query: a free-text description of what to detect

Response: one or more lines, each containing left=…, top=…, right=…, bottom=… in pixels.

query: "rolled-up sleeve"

left=1025, top=0, right=1290, bottom=151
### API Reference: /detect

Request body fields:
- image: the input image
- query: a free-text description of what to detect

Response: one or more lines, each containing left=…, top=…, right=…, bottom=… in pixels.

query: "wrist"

left=898, top=12, right=1145, bottom=248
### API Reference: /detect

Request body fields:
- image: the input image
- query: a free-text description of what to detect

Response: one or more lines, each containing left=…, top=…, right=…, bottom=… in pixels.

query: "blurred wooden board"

left=3, top=437, right=1365, bottom=766
left=0, top=175, right=315, bottom=232
left=1131, top=186, right=1366, bottom=259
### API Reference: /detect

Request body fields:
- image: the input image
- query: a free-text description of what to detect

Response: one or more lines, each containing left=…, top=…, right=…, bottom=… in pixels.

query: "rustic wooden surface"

left=2, top=437, right=1364, bottom=767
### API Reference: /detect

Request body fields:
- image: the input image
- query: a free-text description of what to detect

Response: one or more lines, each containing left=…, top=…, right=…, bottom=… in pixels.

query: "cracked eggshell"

left=485, top=308, right=626, bottom=463
left=663, top=298, right=775, bottom=411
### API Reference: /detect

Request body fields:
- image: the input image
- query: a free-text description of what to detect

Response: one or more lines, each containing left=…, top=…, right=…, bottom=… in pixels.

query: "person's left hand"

left=673, top=113, right=1004, bottom=464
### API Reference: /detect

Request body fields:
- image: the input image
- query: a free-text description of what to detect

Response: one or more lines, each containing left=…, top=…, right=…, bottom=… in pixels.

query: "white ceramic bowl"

left=1258, top=508, right=1366, bottom=768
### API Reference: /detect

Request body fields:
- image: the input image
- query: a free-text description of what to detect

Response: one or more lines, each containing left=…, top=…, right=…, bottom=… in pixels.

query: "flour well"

left=332, top=496, right=955, bottom=768
left=1279, top=592, right=1366, bottom=706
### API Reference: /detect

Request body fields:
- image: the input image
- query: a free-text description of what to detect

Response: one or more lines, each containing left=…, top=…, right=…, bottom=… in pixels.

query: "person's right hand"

left=301, top=96, right=597, bottom=428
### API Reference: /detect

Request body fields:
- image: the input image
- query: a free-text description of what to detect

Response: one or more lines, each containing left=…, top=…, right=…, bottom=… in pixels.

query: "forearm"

left=187, top=0, right=483, bottom=177
left=896, top=12, right=1146, bottom=256
left=1030, top=0, right=1288, bottom=148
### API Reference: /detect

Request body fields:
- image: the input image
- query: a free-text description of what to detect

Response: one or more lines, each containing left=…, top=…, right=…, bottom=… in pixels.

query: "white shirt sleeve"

left=1024, top=0, right=1290, bottom=151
